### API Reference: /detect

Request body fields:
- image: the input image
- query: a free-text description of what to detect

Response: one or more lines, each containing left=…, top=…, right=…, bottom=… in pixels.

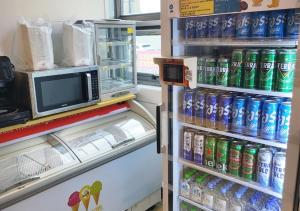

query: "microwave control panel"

left=90, top=70, right=99, bottom=100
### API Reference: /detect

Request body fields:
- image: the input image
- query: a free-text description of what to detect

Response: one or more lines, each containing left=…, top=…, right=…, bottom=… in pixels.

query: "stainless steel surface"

left=86, top=73, right=92, bottom=101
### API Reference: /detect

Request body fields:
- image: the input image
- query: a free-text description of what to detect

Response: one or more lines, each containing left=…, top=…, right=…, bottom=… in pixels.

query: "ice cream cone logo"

left=68, top=191, right=81, bottom=211
left=268, top=0, right=280, bottom=8
left=80, top=185, right=91, bottom=211
left=91, top=181, right=102, bottom=205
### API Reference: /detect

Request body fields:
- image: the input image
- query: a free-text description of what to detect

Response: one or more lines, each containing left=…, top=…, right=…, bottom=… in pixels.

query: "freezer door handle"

left=2, top=177, right=40, bottom=193
left=156, top=105, right=161, bottom=154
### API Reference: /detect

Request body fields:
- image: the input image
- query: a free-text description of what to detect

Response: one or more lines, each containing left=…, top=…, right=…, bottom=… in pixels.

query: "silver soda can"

left=183, top=130, right=194, bottom=161
left=194, top=133, right=205, bottom=165
left=257, top=148, right=273, bottom=187
left=271, top=152, right=286, bottom=193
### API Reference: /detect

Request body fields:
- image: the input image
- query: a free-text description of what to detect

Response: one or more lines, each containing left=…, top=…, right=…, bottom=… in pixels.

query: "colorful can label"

left=231, top=96, right=246, bottom=134
left=208, top=16, right=222, bottom=38
left=244, top=50, right=259, bottom=89
left=229, top=141, right=244, bottom=176
left=287, top=9, right=299, bottom=38
left=276, top=49, right=297, bottom=93
left=271, top=152, right=286, bottom=193
left=221, top=14, right=236, bottom=38
left=183, top=130, right=194, bottom=161
left=259, top=49, right=276, bottom=91
left=205, top=135, right=217, bottom=168
left=257, top=148, right=273, bottom=187
left=276, top=102, right=292, bottom=143
left=245, top=98, right=261, bottom=137
left=196, top=17, right=209, bottom=38
left=260, top=100, right=278, bottom=140
left=216, top=58, right=229, bottom=86
left=251, top=12, right=268, bottom=38
left=205, top=93, right=218, bottom=129
left=183, top=89, right=195, bottom=123
left=242, top=144, right=258, bottom=181
left=268, top=10, right=286, bottom=38
left=197, top=57, right=206, bottom=83
left=205, top=58, right=217, bottom=84
left=195, top=90, right=206, bottom=126
left=185, top=18, right=196, bottom=38
left=236, top=13, right=251, bottom=38
left=217, top=94, right=233, bottom=131
left=194, top=133, right=205, bottom=165
left=216, top=138, right=230, bottom=173
left=229, top=49, right=244, bottom=87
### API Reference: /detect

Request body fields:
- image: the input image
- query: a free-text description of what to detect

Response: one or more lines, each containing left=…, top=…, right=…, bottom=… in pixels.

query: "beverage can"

left=245, top=98, right=262, bottom=137
left=221, top=14, right=236, bottom=38
left=251, top=12, right=268, bottom=38
left=205, top=92, right=218, bottom=129
left=229, top=140, right=244, bottom=176
left=259, top=49, right=276, bottom=90
left=183, top=130, right=194, bottom=161
left=260, top=100, right=278, bottom=140
left=216, top=137, right=230, bottom=173
left=217, top=94, right=233, bottom=131
left=231, top=96, right=246, bottom=134
left=242, top=144, right=258, bottom=181
left=268, top=10, right=286, bottom=38
left=244, top=49, right=260, bottom=89
left=236, top=13, right=251, bottom=38
left=229, top=49, right=244, bottom=87
left=286, top=9, right=299, bottom=39
left=276, top=49, right=297, bottom=92
left=183, top=89, right=195, bottom=123
left=208, top=16, right=222, bottom=38
left=195, top=17, right=209, bottom=38
left=195, top=90, right=206, bottom=127
left=257, top=148, right=273, bottom=187
left=185, top=18, right=196, bottom=39
left=197, top=57, right=206, bottom=83
left=194, top=133, right=205, bottom=165
left=276, top=101, right=292, bottom=142
left=216, top=58, right=229, bottom=86
left=271, top=152, right=286, bottom=193
left=205, top=135, right=217, bottom=168
left=205, top=58, right=217, bottom=84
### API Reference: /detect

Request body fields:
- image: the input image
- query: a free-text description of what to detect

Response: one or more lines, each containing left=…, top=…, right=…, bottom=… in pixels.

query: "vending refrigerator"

left=159, top=1, right=300, bottom=210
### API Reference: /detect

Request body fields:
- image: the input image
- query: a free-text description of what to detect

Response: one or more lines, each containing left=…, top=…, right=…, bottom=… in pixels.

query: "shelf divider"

left=179, top=196, right=213, bottom=211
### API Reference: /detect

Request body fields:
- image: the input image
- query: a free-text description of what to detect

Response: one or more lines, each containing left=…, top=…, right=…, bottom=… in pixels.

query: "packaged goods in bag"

left=13, top=18, right=55, bottom=71
left=62, top=21, right=94, bottom=66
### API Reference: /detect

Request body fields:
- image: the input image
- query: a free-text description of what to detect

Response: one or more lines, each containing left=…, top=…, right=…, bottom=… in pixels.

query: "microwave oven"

left=14, top=66, right=100, bottom=118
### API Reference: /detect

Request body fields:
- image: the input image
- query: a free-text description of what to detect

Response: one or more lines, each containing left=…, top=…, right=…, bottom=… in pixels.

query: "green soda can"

left=244, top=49, right=260, bottom=89
left=228, top=140, right=244, bottom=176
left=216, top=137, right=230, bottom=173
left=229, top=49, right=244, bottom=87
left=259, top=49, right=276, bottom=90
left=242, top=144, right=258, bottom=181
left=197, top=57, right=206, bottom=83
left=205, top=58, right=217, bottom=85
left=276, top=49, right=297, bottom=92
left=216, top=58, right=229, bottom=86
left=204, top=135, right=217, bottom=168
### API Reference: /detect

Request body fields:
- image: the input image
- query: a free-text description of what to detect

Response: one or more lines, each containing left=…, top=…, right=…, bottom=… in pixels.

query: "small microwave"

left=14, top=66, right=100, bottom=118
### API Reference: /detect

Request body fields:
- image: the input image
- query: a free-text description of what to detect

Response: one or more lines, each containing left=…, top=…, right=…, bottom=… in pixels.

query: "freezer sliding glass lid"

left=0, top=136, right=78, bottom=194
left=54, top=111, right=155, bottom=161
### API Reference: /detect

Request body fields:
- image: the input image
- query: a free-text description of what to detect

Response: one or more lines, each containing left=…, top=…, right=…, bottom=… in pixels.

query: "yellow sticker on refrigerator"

left=180, top=0, right=214, bottom=17
left=127, top=27, right=134, bottom=34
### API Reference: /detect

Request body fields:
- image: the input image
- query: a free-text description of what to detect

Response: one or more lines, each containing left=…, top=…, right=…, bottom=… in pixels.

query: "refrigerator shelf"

left=181, top=122, right=287, bottom=149
left=197, top=84, right=293, bottom=98
left=179, top=195, right=213, bottom=211
left=179, top=158, right=282, bottom=199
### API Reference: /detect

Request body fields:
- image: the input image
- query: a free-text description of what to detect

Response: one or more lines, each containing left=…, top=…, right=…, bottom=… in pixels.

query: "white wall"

left=0, top=0, right=106, bottom=56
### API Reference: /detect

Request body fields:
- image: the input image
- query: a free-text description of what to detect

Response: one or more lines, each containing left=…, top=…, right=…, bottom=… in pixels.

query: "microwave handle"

left=85, top=73, right=93, bottom=101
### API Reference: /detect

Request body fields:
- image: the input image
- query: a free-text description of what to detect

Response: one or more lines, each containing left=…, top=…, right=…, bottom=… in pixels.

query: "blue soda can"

left=231, top=96, right=247, bottom=134
left=286, top=9, right=299, bottom=38
left=196, top=17, right=209, bottom=38
left=246, top=98, right=262, bottom=137
left=257, top=148, right=273, bottom=187
left=251, top=12, right=268, bottom=38
left=221, top=14, right=236, bottom=38
left=271, top=152, right=286, bottom=193
left=185, top=18, right=196, bottom=38
left=276, top=102, right=292, bottom=143
left=217, top=94, right=233, bottom=131
left=183, top=89, right=195, bottom=123
left=195, top=90, right=206, bottom=126
left=208, top=15, right=222, bottom=38
left=268, top=10, right=286, bottom=38
left=260, top=100, right=278, bottom=140
left=236, top=13, right=251, bottom=38
left=205, top=92, right=218, bottom=129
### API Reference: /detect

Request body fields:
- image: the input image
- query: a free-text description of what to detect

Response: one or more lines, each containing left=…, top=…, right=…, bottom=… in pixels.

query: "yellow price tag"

left=180, top=0, right=214, bottom=17
left=127, top=27, right=134, bottom=34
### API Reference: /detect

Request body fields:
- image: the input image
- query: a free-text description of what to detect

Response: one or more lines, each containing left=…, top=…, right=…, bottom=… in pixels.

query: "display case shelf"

left=181, top=122, right=287, bottom=149
left=197, top=83, right=293, bottom=98
left=179, top=196, right=213, bottom=211
left=179, top=158, right=282, bottom=199
left=98, top=40, right=132, bottom=47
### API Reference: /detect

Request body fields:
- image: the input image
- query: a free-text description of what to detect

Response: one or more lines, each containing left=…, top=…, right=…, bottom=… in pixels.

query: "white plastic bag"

left=62, top=21, right=94, bottom=66
left=12, top=18, right=55, bottom=71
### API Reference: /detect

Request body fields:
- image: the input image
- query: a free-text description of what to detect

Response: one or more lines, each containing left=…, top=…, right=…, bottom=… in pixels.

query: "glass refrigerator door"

left=95, top=23, right=135, bottom=95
